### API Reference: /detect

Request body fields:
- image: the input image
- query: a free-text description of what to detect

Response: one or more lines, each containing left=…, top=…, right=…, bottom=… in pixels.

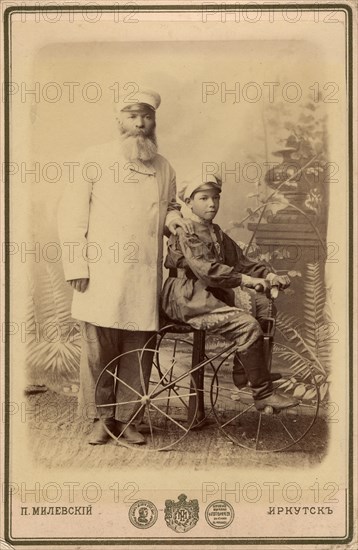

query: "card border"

left=2, top=2, right=354, bottom=545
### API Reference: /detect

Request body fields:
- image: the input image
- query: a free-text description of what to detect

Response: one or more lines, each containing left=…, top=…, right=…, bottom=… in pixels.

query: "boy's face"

left=187, top=187, right=221, bottom=221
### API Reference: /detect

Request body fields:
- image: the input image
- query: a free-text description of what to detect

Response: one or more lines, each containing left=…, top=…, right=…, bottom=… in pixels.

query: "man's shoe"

left=116, top=422, right=146, bottom=445
left=255, top=391, right=299, bottom=411
left=88, top=418, right=114, bottom=445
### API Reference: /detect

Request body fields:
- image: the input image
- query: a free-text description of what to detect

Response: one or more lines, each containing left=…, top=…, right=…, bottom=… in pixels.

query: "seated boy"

left=161, top=173, right=298, bottom=411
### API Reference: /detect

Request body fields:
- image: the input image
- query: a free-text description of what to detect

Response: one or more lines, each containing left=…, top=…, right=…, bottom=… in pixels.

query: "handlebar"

left=270, top=286, right=279, bottom=299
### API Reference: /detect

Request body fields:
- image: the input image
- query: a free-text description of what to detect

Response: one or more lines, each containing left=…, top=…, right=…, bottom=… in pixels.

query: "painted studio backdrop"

left=21, top=38, right=340, bottom=416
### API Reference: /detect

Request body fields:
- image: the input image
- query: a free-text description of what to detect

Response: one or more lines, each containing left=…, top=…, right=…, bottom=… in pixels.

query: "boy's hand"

left=167, top=217, right=194, bottom=235
left=242, top=275, right=270, bottom=292
left=68, top=278, right=89, bottom=293
left=266, top=273, right=291, bottom=289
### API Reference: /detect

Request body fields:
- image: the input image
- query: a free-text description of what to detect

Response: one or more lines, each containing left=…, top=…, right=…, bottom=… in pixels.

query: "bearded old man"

left=58, top=89, right=192, bottom=445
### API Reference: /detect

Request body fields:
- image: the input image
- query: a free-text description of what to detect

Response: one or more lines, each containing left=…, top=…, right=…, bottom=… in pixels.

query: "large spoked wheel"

left=210, top=344, right=320, bottom=452
left=154, top=326, right=219, bottom=428
left=95, top=346, right=199, bottom=451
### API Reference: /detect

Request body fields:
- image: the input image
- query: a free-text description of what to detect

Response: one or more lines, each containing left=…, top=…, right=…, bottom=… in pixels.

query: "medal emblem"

left=164, top=494, right=199, bottom=533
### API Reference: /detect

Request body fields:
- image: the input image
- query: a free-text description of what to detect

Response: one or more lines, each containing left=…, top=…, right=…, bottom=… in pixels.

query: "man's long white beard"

left=119, top=131, right=158, bottom=162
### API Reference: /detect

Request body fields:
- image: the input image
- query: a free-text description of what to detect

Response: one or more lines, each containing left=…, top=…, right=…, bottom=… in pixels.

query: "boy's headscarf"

left=179, top=173, right=222, bottom=202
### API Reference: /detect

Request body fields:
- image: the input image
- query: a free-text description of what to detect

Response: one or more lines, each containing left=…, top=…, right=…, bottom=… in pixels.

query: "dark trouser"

left=78, top=323, right=156, bottom=423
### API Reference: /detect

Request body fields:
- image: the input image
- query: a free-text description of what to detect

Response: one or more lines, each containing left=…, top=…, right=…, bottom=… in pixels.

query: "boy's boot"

left=232, top=354, right=249, bottom=389
left=233, top=353, right=282, bottom=389
left=235, top=338, right=299, bottom=411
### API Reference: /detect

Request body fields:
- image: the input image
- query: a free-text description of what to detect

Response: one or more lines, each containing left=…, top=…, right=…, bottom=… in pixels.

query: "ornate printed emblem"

left=205, top=500, right=235, bottom=529
left=164, top=494, right=199, bottom=533
left=128, top=500, right=158, bottom=529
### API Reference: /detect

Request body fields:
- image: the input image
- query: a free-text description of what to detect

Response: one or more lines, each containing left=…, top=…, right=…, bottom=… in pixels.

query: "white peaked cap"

left=116, top=88, right=161, bottom=112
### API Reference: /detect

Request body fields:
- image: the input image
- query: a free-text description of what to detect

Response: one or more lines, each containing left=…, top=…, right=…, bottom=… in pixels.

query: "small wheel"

left=211, top=346, right=320, bottom=452
left=95, top=347, right=199, bottom=451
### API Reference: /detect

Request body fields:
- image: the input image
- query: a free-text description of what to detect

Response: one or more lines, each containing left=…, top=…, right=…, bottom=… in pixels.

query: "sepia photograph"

left=1, top=1, right=356, bottom=547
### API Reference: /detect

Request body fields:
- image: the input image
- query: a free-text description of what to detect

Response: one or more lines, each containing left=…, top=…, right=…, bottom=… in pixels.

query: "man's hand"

left=68, top=278, right=89, bottom=293
left=167, top=217, right=194, bottom=235
left=266, top=273, right=291, bottom=290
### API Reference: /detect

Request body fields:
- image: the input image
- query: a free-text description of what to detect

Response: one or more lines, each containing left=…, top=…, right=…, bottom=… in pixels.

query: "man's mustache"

left=125, top=129, right=148, bottom=137
left=118, top=124, right=156, bottom=140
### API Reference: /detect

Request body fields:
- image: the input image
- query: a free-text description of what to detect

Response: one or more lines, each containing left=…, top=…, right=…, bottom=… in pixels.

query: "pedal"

left=262, top=405, right=276, bottom=415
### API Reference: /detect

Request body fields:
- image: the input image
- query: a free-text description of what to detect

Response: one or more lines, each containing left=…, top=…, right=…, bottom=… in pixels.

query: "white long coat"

left=58, top=140, right=180, bottom=330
